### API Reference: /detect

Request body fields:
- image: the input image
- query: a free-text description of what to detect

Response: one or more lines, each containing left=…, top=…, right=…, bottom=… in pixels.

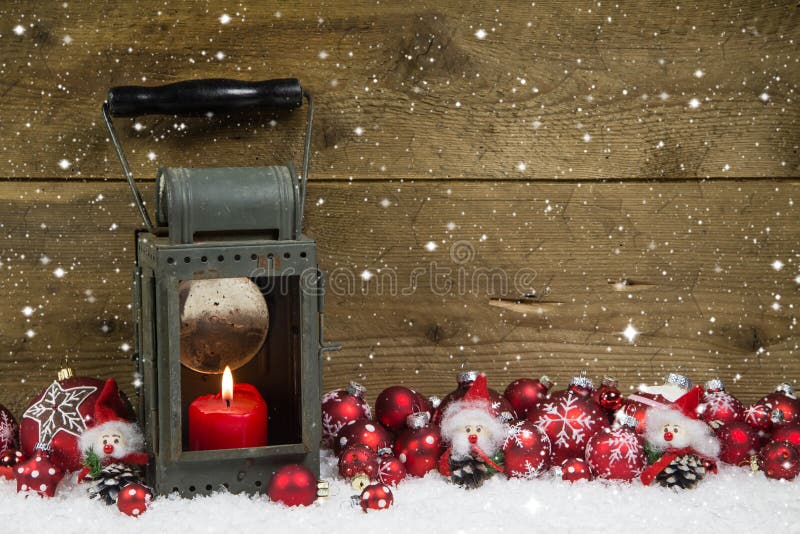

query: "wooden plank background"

left=0, top=1, right=798, bottom=416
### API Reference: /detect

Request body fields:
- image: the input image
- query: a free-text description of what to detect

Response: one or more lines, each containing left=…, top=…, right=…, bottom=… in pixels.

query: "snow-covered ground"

left=1, top=451, right=798, bottom=534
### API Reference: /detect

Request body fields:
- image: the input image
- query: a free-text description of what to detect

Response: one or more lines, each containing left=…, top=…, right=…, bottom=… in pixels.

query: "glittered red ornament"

left=375, top=386, right=429, bottom=432
left=503, top=420, right=551, bottom=479
left=560, top=457, right=592, bottom=482
left=503, top=377, right=552, bottom=420
left=699, top=379, right=744, bottom=425
left=117, top=483, right=152, bottom=517
left=338, top=443, right=380, bottom=481
left=584, top=419, right=646, bottom=481
left=393, top=412, right=442, bottom=477
left=758, top=384, right=800, bottom=427
left=528, top=381, right=609, bottom=466
left=0, top=449, right=26, bottom=480
left=745, top=403, right=773, bottom=433
left=433, top=371, right=516, bottom=425
left=334, top=419, right=393, bottom=455
left=0, top=403, right=18, bottom=453
left=568, top=376, right=595, bottom=398
left=623, top=373, right=693, bottom=434
left=359, top=482, right=393, bottom=512
left=321, top=383, right=372, bottom=448
left=377, top=448, right=407, bottom=486
left=15, top=452, right=64, bottom=497
left=268, top=464, right=319, bottom=507
left=771, top=423, right=800, bottom=450
left=757, top=440, right=800, bottom=481
left=594, top=376, right=623, bottom=414
left=715, top=421, right=760, bottom=466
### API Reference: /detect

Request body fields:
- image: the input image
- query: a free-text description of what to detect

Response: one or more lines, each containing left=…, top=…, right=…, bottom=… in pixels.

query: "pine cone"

left=449, top=455, right=494, bottom=489
left=654, top=453, right=707, bottom=490
left=87, top=463, right=144, bottom=505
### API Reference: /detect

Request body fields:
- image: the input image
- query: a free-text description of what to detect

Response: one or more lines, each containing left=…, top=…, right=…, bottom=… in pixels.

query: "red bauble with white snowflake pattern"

left=0, top=403, right=18, bottom=454
left=757, top=440, right=800, bottom=481
left=503, top=420, right=552, bottom=479
left=334, top=419, right=393, bottom=455
left=321, top=382, right=372, bottom=448
left=377, top=448, right=407, bottom=486
left=771, top=423, right=800, bottom=450
left=0, top=449, right=26, bottom=480
left=528, top=381, right=609, bottom=466
left=15, top=452, right=64, bottom=497
left=584, top=420, right=646, bottom=481
left=715, top=421, right=760, bottom=466
left=745, top=403, right=773, bottom=433
left=117, top=483, right=152, bottom=517
left=268, top=464, right=319, bottom=507
left=699, top=379, right=744, bottom=425
left=374, top=386, right=430, bottom=432
left=393, top=412, right=442, bottom=477
left=503, top=377, right=552, bottom=420
left=433, top=371, right=516, bottom=425
left=758, top=384, right=800, bottom=427
left=359, top=482, right=393, bottom=512
left=338, top=443, right=380, bottom=481
left=560, top=457, right=592, bottom=482
left=20, top=372, right=133, bottom=472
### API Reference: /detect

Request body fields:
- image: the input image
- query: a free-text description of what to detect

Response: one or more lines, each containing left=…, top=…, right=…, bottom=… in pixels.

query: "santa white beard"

left=440, top=402, right=508, bottom=460
left=449, top=430, right=498, bottom=460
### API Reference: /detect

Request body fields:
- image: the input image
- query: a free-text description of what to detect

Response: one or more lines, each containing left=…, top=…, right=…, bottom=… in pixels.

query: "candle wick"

left=226, top=398, right=231, bottom=409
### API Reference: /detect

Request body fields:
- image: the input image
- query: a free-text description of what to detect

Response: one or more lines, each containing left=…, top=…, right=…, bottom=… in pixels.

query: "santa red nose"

left=468, top=434, right=478, bottom=444
left=103, top=444, right=114, bottom=454
left=663, top=431, right=673, bottom=442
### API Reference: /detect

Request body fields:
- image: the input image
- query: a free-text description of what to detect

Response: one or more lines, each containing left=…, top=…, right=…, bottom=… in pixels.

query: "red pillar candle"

left=188, top=367, right=268, bottom=451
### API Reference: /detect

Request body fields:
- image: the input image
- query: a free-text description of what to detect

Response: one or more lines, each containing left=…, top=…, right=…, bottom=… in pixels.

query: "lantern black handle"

left=107, top=78, right=303, bottom=117
left=102, top=78, right=313, bottom=237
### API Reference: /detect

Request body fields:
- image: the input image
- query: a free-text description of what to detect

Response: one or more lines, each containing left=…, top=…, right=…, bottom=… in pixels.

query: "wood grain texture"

left=0, top=1, right=797, bottom=180
left=0, top=180, right=797, bottom=415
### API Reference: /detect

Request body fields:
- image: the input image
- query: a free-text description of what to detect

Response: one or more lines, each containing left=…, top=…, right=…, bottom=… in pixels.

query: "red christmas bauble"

left=560, top=457, right=592, bottom=482
left=377, top=449, right=407, bottom=486
left=338, top=443, right=379, bottom=481
left=771, top=423, right=800, bottom=449
left=567, top=376, right=595, bottom=398
left=503, top=377, right=552, bottom=420
left=359, top=482, right=393, bottom=512
left=745, top=403, right=773, bottom=433
left=375, top=386, right=428, bottom=432
left=117, top=483, right=152, bottom=517
left=584, top=426, right=646, bottom=481
left=758, top=385, right=800, bottom=427
left=0, top=403, right=19, bottom=453
left=334, top=419, right=393, bottom=455
left=715, top=421, right=760, bottom=466
left=433, top=371, right=516, bottom=425
left=503, top=420, right=551, bottom=479
left=321, top=383, right=372, bottom=448
left=267, top=464, right=318, bottom=507
left=393, top=413, right=442, bottom=477
left=757, top=440, right=800, bottom=481
left=0, top=449, right=26, bottom=480
left=20, top=374, right=132, bottom=472
left=528, top=387, right=609, bottom=466
left=622, top=391, right=675, bottom=434
left=699, top=380, right=744, bottom=425
left=15, top=452, right=64, bottom=497
left=594, top=377, right=623, bottom=414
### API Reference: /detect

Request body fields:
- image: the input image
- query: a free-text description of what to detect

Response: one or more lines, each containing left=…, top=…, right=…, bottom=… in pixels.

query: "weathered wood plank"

left=0, top=1, right=797, bottom=180
left=0, top=179, right=797, bottom=415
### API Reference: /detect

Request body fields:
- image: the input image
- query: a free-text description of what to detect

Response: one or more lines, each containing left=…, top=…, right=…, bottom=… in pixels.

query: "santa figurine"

left=78, top=379, right=149, bottom=505
left=438, top=373, right=508, bottom=489
left=640, top=385, right=720, bottom=490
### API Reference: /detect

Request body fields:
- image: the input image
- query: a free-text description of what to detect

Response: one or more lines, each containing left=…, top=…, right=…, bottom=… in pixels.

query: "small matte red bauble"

left=267, top=464, right=318, bottom=507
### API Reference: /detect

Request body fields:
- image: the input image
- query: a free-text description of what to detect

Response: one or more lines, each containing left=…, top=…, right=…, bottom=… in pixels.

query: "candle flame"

left=222, top=366, right=233, bottom=406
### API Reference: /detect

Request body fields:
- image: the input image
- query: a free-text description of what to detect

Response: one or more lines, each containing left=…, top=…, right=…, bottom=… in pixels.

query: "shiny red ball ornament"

left=393, top=412, right=442, bottom=477
left=745, top=403, right=773, bottom=433
left=377, top=448, right=407, bottom=486
left=560, top=457, right=592, bottom=482
left=0, top=403, right=18, bottom=453
left=15, top=452, right=64, bottom=497
left=117, top=483, right=152, bottom=517
left=503, top=420, right=551, bottom=479
left=715, top=421, right=760, bottom=466
left=503, top=376, right=552, bottom=420
left=771, top=423, right=800, bottom=450
left=594, top=376, right=623, bottom=414
left=757, top=440, right=800, bottom=481
left=0, top=449, right=26, bottom=480
left=375, top=386, right=429, bottom=432
left=528, top=378, right=609, bottom=466
left=699, top=379, right=744, bottom=425
left=338, top=443, right=380, bottom=481
left=433, top=371, right=516, bottom=425
left=268, top=464, right=319, bottom=507
left=334, top=419, right=394, bottom=455
left=758, top=384, right=800, bottom=427
left=584, top=417, right=646, bottom=481
left=359, top=482, right=393, bottom=512
left=321, top=382, right=372, bottom=448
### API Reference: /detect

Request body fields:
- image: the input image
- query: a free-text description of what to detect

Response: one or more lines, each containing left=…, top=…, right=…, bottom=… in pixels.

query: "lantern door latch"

left=316, top=270, right=342, bottom=355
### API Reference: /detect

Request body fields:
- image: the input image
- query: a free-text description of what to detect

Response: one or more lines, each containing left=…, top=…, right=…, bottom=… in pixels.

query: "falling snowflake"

left=534, top=394, right=597, bottom=449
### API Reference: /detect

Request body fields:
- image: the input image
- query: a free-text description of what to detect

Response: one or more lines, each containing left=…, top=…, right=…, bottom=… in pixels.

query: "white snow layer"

left=0, top=450, right=797, bottom=534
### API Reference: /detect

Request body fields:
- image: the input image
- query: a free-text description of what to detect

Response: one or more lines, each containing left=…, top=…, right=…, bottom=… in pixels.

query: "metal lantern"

left=102, top=78, right=338, bottom=497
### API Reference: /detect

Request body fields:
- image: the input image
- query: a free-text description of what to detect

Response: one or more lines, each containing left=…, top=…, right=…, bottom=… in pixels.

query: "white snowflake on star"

left=22, top=380, right=97, bottom=446
left=0, top=410, right=17, bottom=450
